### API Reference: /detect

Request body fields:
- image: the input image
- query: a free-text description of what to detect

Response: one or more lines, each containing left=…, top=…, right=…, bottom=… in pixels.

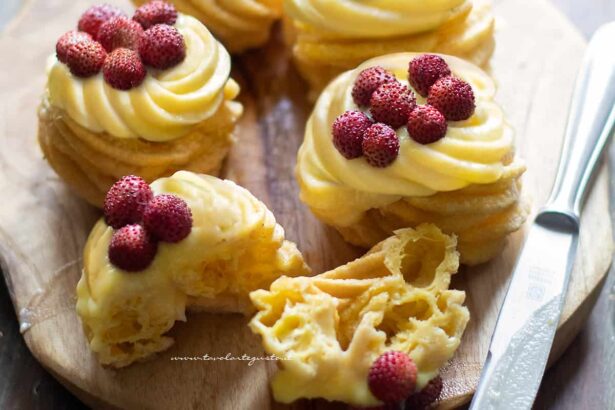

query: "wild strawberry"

left=362, top=123, right=399, bottom=168
left=108, top=224, right=158, bottom=272
left=332, top=110, right=373, bottom=159
left=370, top=82, right=416, bottom=129
left=368, top=351, right=417, bottom=403
left=352, top=66, right=397, bottom=107
left=56, top=31, right=92, bottom=63
left=407, top=105, right=447, bottom=144
left=78, top=4, right=126, bottom=38
left=408, top=54, right=451, bottom=97
left=103, top=48, right=147, bottom=90
left=138, top=24, right=185, bottom=70
left=64, top=38, right=107, bottom=77
left=405, top=376, right=443, bottom=410
left=427, top=76, right=475, bottom=121
left=103, top=175, right=153, bottom=228
left=133, top=0, right=178, bottom=29
left=97, top=16, right=144, bottom=51
left=143, top=194, right=192, bottom=243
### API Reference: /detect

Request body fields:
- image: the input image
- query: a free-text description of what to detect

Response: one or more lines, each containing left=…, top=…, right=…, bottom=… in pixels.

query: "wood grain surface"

left=525, top=2, right=615, bottom=409
left=0, top=0, right=613, bottom=409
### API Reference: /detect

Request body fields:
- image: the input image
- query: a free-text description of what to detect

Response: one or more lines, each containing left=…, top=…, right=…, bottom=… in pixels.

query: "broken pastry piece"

left=249, top=224, right=469, bottom=407
left=77, top=171, right=309, bottom=367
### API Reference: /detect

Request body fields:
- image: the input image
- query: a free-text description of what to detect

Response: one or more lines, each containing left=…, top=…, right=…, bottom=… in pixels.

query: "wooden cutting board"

left=0, top=0, right=612, bottom=408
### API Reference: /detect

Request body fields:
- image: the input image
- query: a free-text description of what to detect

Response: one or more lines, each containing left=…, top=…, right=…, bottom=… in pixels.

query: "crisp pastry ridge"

left=249, top=224, right=469, bottom=406
left=38, top=91, right=241, bottom=207
left=284, top=0, right=495, bottom=95
left=133, top=0, right=283, bottom=52
left=77, top=171, right=309, bottom=367
left=295, top=52, right=529, bottom=265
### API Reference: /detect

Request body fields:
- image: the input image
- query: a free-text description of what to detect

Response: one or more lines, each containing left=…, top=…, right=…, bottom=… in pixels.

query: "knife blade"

left=470, top=21, right=615, bottom=410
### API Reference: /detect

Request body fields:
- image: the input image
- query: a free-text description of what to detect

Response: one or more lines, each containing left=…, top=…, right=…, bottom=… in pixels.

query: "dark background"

left=0, top=0, right=614, bottom=409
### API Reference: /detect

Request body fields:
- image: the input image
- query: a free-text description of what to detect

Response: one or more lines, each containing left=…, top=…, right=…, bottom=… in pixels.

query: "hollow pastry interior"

left=133, top=0, right=283, bottom=53
left=250, top=224, right=469, bottom=407
left=285, top=0, right=495, bottom=95
left=77, top=171, right=309, bottom=368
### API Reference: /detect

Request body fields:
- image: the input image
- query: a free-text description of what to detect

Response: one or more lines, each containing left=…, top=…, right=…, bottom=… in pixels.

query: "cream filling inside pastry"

left=250, top=224, right=469, bottom=406
left=46, top=14, right=236, bottom=141
left=77, top=171, right=309, bottom=367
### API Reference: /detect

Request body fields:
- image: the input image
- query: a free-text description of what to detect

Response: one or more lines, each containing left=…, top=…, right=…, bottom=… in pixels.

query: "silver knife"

left=469, top=22, right=615, bottom=410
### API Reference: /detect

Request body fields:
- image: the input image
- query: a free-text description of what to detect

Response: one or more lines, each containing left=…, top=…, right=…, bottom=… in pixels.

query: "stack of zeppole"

left=133, top=0, right=282, bottom=52
left=296, top=53, right=529, bottom=265
left=77, top=171, right=309, bottom=367
left=38, top=2, right=243, bottom=207
left=250, top=224, right=469, bottom=407
left=283, top=0, right=495, bottom=94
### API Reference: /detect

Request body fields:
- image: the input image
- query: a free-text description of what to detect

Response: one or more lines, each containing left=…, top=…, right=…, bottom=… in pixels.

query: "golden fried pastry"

left=250, top=224, right=469, bottom=407
left=77, top=171, right=309, bottom=367
left=38, top=3, right=243, bottom=207
left=296, top=53, right=529, bottom=265
left=284, top=0, right=495, bottom=95
left=133, top=0, right=282, bottom=52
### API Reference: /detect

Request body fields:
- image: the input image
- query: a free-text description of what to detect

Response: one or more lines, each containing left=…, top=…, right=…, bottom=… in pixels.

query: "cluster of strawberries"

left=361, top=351, right=443, bottom=410
left=333, top=54, right=476, bottom=168
left=103, top=175, right=193, bottom=272
left=55, top=1, right=185, bottom=90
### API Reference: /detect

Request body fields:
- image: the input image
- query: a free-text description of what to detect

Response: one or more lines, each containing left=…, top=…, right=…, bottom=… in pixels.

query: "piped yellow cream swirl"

left=284, top=0, right=470, bottom=38
left=296, top=53, right=524, bottom=228
left=46, top=14, right=236, bottom=142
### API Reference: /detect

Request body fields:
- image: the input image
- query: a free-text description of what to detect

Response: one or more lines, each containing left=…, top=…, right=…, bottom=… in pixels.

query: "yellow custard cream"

left=296, top=53, right=528, bottom=265
left=250, top=224, right=469, bottom=406
left=133, top=0, right=283, bottom=52
left=284, top=0, right=495, bottom=94
left=46, top=14, right=237, bottom=142
left=285, top=0, right=470, bottom=39
left=77, top=171, right=309, bottom=367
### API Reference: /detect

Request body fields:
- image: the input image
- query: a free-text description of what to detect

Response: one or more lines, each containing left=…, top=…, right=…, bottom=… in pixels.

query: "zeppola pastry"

left=38, top=2, right=243, bottom=207
left=284, top=0, right=495, bottom=94
left=133, top=0, right=282, bottom=53
left=77, top=171, right=309, bottom=367
left=296, top=53, right=529, bottom=265
left=250, top=224, right=469, bottom=407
